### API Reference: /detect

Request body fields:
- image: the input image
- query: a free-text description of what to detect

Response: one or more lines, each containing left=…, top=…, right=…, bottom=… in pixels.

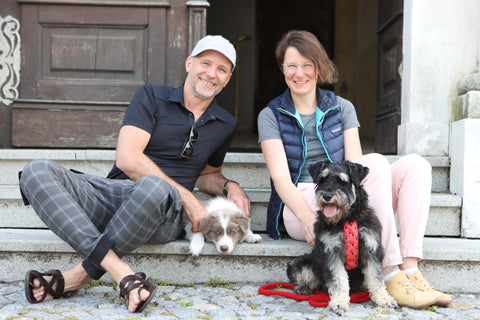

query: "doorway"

left=207, top=0, right=384, bottom=154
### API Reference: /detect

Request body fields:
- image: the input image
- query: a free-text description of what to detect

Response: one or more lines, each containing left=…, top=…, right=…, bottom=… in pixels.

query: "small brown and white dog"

left=186, top=197, right=262, bottom=256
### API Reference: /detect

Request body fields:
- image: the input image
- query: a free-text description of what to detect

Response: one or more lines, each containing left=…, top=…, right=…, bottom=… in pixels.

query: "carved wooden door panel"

left=375, top=0, right=403, bottom=154
left=11, top=0, right=207, bottom=148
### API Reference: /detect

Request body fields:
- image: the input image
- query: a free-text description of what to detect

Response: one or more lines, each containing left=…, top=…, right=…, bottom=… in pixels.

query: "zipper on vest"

left=316, top=105, right=340, bottom=163
left=278, top=108, right=307, bottom=185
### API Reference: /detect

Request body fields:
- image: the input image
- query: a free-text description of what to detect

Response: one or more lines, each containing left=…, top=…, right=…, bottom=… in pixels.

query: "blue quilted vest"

left=266, top=87, right=344, bottom=239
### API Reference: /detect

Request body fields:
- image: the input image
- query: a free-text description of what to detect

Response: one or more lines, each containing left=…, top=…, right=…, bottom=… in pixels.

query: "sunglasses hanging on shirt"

left=180, top=124, right=199, bottom=158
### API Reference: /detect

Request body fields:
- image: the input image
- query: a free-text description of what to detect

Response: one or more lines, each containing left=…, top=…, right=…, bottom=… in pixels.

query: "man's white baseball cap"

left=190, top=35, right=236, bottom=70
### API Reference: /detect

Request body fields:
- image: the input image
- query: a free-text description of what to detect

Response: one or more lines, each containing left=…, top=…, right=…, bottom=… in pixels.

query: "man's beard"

left=189, top=76, right=222, bottom=100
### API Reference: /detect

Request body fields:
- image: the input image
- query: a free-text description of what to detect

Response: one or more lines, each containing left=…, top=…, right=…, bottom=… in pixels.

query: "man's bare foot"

left=27, top=265, right=92, bottom=302
left=119, top=273, right=157, bottom=313
left=126, top=285, right=152, bottom=312
left=99, top=249, right=157, bottom=312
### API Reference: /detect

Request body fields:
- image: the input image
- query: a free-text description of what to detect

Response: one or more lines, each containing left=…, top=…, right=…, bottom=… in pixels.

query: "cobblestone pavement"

left=0, top=279, right=479, bottom=320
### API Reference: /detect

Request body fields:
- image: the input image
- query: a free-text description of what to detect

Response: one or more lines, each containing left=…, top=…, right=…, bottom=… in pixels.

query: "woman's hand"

left=300, top=212, right=317, bottom=246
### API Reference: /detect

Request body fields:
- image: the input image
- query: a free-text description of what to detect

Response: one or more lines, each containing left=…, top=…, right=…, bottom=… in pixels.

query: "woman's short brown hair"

left=275, top=30, right=338, bottom=85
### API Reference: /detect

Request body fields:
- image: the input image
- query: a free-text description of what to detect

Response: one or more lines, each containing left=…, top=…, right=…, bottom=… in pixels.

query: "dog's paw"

left=328, top=301, right=349, bottom=315
left=189, top=232, right=205, bottom=256
left=189, top=244, right=202, bottom=256
left=244, top=232, right=262, bottom=244
left=368, top=283, right=399, bottom=309
left=383, top=298, right=399, bottom=309
left=328, top=296, right=350, bottom=315
left=373, top=292, right=398, bottom=309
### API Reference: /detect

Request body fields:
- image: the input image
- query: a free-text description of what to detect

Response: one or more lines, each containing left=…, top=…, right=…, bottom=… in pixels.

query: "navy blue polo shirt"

left=107, top=82, right=237, bottom=191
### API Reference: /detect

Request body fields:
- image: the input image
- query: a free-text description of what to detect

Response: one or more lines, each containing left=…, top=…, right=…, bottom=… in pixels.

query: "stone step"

left=0, top=149, right=458, bottom=234
left=0, top=228, right=478, bottom=293
left=0, top=185, right=462, bottom=236
left=0, top=149, right=450, bottom=192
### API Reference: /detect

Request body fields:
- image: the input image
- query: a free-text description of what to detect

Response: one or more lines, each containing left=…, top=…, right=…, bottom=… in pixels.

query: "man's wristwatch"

left=223, top=179, right=239, bottom=196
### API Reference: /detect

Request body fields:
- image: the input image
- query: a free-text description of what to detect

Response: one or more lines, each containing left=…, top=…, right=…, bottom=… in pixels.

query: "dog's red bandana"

left=258, top=282, right=370, bottom=307
left=344, top=220, right=359, bottom=270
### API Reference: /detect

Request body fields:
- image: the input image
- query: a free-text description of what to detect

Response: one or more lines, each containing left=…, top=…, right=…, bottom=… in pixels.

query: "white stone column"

left=399, top=0, right=480, bottom=156
left=451, top=70, right=480, bottom=238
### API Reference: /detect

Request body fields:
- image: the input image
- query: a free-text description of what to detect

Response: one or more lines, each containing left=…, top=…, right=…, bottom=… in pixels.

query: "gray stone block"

left=0, top=229, right=479, bottom=292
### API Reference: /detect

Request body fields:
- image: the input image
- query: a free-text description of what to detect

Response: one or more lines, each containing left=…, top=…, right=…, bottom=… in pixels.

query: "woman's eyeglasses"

left=180, top=124, right=199, bottom=158
left=282, top=62, right=315, bottom=73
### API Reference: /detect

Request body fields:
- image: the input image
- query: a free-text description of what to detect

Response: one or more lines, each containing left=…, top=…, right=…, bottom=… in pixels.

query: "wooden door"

left=375, top=0, right=403, bottom=154
left=11, top=0, right=207, bottom=148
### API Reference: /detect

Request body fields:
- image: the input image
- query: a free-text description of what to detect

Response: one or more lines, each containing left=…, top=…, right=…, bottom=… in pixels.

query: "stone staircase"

left=0, top=149, right=479, bottom=293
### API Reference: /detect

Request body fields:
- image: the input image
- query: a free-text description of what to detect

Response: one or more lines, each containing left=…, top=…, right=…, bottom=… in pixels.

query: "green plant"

left=152, top=278, right=174, bottom=286
left=421, top=305, right=439, bottom=312
left=179, top=299, right=194, bottom=307
left=82, top=280, right=117, bottom=290
left=247, top=299, right=258, bottom=310
left=184, top=282, right=197, bottom=289
left=205, top=276, right=234, bottom=289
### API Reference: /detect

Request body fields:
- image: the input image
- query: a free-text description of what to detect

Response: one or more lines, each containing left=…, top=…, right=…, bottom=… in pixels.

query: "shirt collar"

left=168, top=83, right=232, bottom=124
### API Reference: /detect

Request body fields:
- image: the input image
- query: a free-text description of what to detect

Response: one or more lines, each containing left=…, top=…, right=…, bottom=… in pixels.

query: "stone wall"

left=451, top=70, right=480, bottom=238
left=399, top=0, right=480, bottom=156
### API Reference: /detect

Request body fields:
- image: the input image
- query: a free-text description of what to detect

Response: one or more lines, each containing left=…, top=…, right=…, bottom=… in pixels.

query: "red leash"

left=258, top=282, right=370, bottom=307
left=261, top=220, right=367, bottom=307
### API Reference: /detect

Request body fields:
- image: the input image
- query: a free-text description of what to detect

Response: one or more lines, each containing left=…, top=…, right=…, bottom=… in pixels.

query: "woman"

left=258, top=30, right=451, bottom=308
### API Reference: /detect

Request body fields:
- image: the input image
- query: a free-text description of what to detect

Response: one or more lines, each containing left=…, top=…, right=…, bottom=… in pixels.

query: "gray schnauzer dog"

left=287, top=160, right=397, bottom=314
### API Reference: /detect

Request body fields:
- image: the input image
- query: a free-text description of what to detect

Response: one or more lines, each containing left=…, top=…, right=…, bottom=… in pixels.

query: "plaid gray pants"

left=19, top=159, right=184, bottom=279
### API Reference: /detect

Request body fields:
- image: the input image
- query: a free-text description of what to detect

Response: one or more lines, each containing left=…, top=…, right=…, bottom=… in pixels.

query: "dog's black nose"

left=322, top=193, right=333, bottom=201
left=220, top=245, right=229, bottom=252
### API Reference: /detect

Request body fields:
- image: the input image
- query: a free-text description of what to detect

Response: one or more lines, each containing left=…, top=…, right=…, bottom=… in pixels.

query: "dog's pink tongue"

left=323, top=205, right=337, bottom=218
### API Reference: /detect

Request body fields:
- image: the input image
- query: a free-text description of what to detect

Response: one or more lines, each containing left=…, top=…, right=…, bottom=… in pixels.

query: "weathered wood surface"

left=11, top=0, right=207, bottom=148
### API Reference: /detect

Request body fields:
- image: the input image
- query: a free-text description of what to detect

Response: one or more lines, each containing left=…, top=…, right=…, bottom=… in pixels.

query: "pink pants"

left=283, top=153, right=432, bottom=267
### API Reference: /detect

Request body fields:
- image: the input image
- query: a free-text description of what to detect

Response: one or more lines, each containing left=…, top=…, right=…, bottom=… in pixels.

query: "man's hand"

left=196, top=165, right=251, bottom=216
left=224, top=181, right=251, bottom=217
left=181, top=193, right=207, bottom=232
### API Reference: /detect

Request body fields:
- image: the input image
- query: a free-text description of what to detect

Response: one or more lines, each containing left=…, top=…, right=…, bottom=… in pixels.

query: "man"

left=19, top=35, right=248, bottom=313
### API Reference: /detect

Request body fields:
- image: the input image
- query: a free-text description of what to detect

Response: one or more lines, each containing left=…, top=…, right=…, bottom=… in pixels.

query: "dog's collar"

left=344, top=220, right=359, bottom=270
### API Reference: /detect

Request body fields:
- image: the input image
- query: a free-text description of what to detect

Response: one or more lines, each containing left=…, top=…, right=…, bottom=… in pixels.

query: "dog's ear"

left=309, top=160, right=330, bottom=182
left=231, top=212, right=249, bottom=234
left=344, top=161, right=369, bottom=187
left=200, top=213, right=218, bottom=234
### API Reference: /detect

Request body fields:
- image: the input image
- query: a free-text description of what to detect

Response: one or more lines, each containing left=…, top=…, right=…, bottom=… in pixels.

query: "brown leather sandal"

left=25, top=269, right=78, bottom=303
left=119, top=272, right=157, bottom=313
